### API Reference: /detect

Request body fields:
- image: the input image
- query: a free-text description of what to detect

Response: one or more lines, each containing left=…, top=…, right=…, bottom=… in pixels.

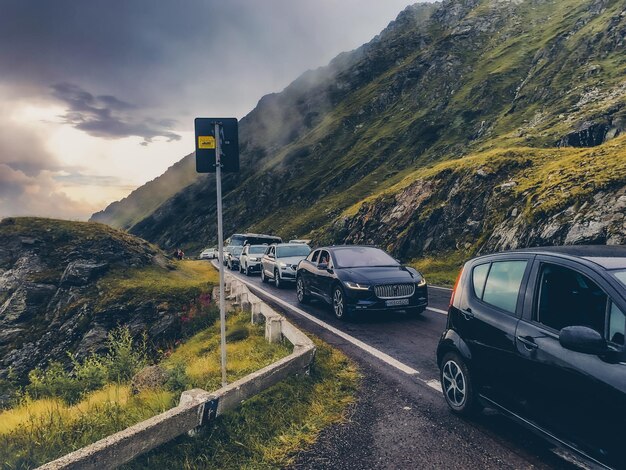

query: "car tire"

left=274, top=269, right=281, bottom=288
left=296, top=276, right=310, bottom=304
left=440, top=352, right=481, bottom=416
left=332, top=285, right=351, bottom=321
left=261, top=268, right=268, bottom=283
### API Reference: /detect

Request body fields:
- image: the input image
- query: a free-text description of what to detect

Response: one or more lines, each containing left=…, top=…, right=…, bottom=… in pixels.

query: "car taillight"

left=449, top=266, right=465, bottom=309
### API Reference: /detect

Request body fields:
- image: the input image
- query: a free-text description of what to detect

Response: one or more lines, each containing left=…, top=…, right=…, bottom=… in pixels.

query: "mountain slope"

left=95, top=0, right=626, bottom=259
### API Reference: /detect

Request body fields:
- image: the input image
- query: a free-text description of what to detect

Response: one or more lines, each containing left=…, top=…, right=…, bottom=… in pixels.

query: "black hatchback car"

left=437, top=246, right=626, bottom=469
left=296, top=245, right=428, bottom=320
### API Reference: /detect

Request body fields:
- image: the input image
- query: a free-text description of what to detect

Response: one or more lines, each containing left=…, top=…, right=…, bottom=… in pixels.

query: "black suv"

left=437, top=246, right=626, bottom=469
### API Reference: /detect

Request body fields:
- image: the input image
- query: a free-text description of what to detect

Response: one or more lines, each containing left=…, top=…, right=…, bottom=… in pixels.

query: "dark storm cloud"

left=0, top=0, right=418, bottom=123
left=51, top=83, right=180, bottom=143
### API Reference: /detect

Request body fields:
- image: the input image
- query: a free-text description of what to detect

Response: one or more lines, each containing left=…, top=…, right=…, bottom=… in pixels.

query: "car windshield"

left=333, top=247, right=399, bottom=268
left=224, top=246, right=234, bottom=253
left=613, top=269, right=626, bottom=287
left=232, top=247, right=243, bottom=255
left=276, top=245, right=311, bottom=258
left=248, top=245, right=266, bottom=254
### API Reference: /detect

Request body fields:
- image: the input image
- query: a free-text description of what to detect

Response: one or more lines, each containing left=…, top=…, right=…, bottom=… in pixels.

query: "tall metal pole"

left=215, top=122, right=227, bottom=387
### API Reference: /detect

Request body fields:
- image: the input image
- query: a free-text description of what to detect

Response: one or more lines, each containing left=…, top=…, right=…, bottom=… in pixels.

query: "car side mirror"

left=559, top=326, right=608, bottom=355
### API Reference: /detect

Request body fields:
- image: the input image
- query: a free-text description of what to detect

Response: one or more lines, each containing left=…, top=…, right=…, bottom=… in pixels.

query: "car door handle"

left=517, top=335, right=538, bottom=350
left=461, top=308, right=473, bottom=320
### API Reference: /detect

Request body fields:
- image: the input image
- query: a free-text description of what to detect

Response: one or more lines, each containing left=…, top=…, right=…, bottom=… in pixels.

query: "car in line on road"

left=296, top=245, right=428, bottom=320
left=436, top=245, right=626, bottom=469
left=239, top=244, right=267, bottom=275
left=261, top=243, right=311, bottom=288
left=198, top=248, right=216, bottom=260
left=227, top=232, right=282, bottom=246
left=226, top=246, right=243, bottom=270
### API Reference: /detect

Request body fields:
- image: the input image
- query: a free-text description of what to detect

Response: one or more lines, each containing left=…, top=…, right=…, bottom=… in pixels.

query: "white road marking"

left=232, top=273, right=421, bottom=376
left=426, top=379, right=442, bottom=393
left=426, top=307, right=448, bottom=315
left=429, top=285, right=453, bottom=291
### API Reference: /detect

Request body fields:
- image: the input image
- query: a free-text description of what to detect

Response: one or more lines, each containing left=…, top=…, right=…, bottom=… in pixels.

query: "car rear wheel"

left=296, top=276, right=310, bottom=304
left=332, top=285, right=350, bottom=320
left=440, top=352, right=480, bottom=416
left=274, top=269, right=281, bottom=288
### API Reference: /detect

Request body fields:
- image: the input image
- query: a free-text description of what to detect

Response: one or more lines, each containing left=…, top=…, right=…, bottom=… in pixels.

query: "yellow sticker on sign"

left=198, top=136, right=216, bottom=149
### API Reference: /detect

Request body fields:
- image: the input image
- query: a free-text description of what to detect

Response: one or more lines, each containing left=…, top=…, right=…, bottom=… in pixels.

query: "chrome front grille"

left=374, top=283, right=415, bottom=299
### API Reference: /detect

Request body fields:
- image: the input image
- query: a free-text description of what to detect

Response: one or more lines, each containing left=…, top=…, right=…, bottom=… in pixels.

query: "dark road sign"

left=195, top=118, right=239, bottom=173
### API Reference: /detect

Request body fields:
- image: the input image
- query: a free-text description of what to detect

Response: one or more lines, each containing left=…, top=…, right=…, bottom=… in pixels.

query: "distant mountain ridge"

left=92, top=0, right=626, bottom=261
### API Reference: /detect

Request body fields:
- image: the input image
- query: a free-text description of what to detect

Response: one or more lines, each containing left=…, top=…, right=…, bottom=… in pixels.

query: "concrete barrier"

left=39, top=274, right=315, bottom=470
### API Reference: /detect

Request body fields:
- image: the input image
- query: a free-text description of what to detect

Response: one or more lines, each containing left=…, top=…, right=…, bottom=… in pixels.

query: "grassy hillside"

left=94, top=0, right=625, bottom=263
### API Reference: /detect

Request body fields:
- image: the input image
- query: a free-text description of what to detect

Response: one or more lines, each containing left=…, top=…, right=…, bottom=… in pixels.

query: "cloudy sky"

left=0, top=0, right=420, bottom=220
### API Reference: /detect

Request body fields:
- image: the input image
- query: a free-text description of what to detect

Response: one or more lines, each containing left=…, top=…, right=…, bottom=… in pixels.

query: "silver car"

left=261, top=243, right=311, bottom=288
left=239, top=244, right=267, bottom=276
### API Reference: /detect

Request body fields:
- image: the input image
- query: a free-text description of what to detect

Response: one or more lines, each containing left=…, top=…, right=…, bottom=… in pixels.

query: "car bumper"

left=279, top=269, right=297, bottom=281
left=246, top=262, right=261, bottom=272
left=345, top=286, right=428, bottom=313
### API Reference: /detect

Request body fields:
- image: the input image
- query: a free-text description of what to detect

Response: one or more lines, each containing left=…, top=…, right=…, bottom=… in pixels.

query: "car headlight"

left=279, top=262, right=288, bottom=268
left=417, top=277, right=427, bottom=287
left=345, top=281, right=370, bottom=290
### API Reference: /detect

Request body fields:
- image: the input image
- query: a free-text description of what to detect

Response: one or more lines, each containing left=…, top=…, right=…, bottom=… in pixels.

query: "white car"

left=199, top=248, right=216, bottom=259
left=261, top=243, right=311, bottom=288
left=239, top=244, right=267, bottom=276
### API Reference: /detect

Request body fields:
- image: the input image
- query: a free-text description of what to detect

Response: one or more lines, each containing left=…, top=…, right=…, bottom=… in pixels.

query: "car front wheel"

left=332, top=285, right=349, bottom=320
left=274, top=270, right=281, bottom=288
left=440, top=352, right=480, bottom=416
left=296, top=276, right=310, bottom=303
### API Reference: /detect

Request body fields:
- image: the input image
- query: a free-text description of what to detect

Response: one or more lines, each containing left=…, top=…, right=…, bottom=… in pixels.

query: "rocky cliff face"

left=0, top=218, right=188, bottom=391
left=325, top=136, right=626, bottom=261
left=94, top=0, right=626, bottom=259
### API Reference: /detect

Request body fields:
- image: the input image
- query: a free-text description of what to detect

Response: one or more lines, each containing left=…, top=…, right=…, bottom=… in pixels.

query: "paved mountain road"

left=219, top=264, right=583, bottom=470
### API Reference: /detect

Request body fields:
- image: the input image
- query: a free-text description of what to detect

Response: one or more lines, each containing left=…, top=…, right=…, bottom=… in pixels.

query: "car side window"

left=535, top=263, right=607, bottom=334
left=472, top=263, right=490, bottom=299
left=309, top=250, right=319, bottom=263
left=608, top=302, right=625, bottom=345
left=318, top=250, right=330, bottom=266
left=481, top=260, right=528, bottom=314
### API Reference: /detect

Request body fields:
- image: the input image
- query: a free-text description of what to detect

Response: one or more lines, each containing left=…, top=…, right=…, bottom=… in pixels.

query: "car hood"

left=277, top=256, right=307, bottom=265
left=338, top=266, right=420, bottom=284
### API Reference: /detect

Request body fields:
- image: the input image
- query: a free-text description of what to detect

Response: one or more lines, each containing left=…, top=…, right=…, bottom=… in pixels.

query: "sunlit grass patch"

left=410, top=250, right=470, bottom=287
left=125, top=337, right=360, bottom=470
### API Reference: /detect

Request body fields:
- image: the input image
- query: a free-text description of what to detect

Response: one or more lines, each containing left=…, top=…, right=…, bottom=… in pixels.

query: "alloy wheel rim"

left=297, top=279, right=304, bottom=300
left=442, top=360, right=466, bottom=407
left=334, top=289, right=344, bottom=318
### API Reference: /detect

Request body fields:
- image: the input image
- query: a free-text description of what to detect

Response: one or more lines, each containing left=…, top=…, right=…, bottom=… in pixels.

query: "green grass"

left=124, top=337, right=359, bottom=470
left=95, top=260, right=219, bottom=310
left=0, top=311, right=293, bottom=469
left=410, top=250, right=470, bottom=287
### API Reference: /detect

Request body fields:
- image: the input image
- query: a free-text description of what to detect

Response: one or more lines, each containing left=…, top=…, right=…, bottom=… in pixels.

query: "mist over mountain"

left=92, top=0, right=626, bottom=259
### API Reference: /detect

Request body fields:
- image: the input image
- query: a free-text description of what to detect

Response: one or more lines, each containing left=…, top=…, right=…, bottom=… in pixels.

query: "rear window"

left=472, top=263, right=490, bottom=299
left=480, top=261, right=527, bottom=314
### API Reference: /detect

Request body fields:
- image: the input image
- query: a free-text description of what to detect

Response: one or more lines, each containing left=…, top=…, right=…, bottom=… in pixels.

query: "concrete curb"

left=38, top=274, right=316, bottom=470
